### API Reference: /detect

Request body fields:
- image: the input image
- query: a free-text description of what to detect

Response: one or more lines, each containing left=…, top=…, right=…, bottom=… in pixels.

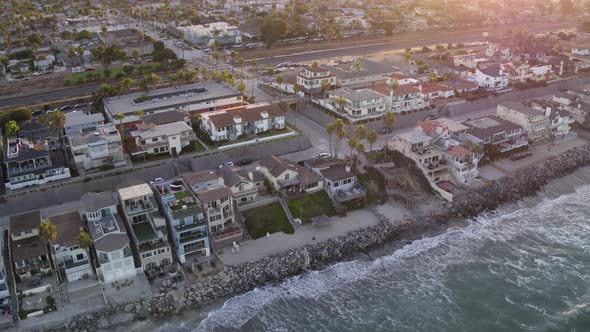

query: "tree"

left=4, top=120, right=19, bottom=137
left=38, top=220, right=57, bottom=243
left=333, top=119, right=346, bottom=159
left=367, top=130, right=378, bottom=152
left=320, top=79, right=332, bottom=101
left=276, top=75, right=284, bottom=90
left=78, top=231, right=93, bottom=251
left=132, top=49, right=141, bottom=62
left=294, top=83, right=302, bottom=99
left=236, top=81, right=246, bottom=95
left=260, top=15, right=288, bottom=48
left=212, top=52, right=222, bottom=71
left=238, top=57, right=245, bottom=80
left=119, top=77, right=134, bottom=96
left=354, top=124, right=367, bottom=141
left=355, top=142, right=365, bottom=173
left=326, top=122, right=336, bottom=157
left=68, top=47, right=76, bottom=66
left=390, top=79, right=399, bottom=90
left=0, top=56, right=8, bottom=69
left=336, top=96, right=347, bottom=113
left=134, top=109, right=145, bottom=119
left=383, top=111, right=397, bottom=130
left=348, top=137, right=358, bottom=160
left=77, top=46, right=85, bottom=66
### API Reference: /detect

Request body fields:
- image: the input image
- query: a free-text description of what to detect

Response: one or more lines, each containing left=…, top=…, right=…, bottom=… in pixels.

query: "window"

left=123, top=245, right=132, bottom=258
left=76, top=253, right=85, bottom=261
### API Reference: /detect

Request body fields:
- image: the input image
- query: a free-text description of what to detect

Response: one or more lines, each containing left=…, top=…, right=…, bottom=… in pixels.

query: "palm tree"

left=276, top=75, right=284, bottom=91
left=38, top=220, right=57, bottom=243
left=326, top=122, right=336, bottom=157
left=334, top=119, right=346, bottom=159
left=390, top=79, right=399, bottom=90
left=238, top=57, right=245, bottom=80
left=352, top=59, right=363, bottom=72
left=236, top=81, right=246, bottom=95
left=118, top=77, right=134, bottom=96
left=355, top=142, right=365, bottom=173
left=354, top=124, right=367, bottom=141
left=383, top=111, right=397, bottom=131
left=134, top=109, right=144, bottom=120
left=348, top=137, right=358, bottom=160
left=367, top=130, right=378, bottom=152
left=212, top=52, right=221, bottom=71
left=336, top=96, right=346, bottom=113
left=78, top=231, right=93, bottom=250
left=68, top=47, right=76, bottom=66
left=77, top=46, right=85, bottom=66
left=320, top=79, right=331, bottom=102
left=114, top=113, right=126, bottom=143
left=251, top=59, right=258, bottom=97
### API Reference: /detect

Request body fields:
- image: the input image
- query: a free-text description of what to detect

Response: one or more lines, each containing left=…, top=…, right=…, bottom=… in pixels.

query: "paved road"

left=0, top=23, right=573, bottom=109
left=249, top=22, right=574, bottom=66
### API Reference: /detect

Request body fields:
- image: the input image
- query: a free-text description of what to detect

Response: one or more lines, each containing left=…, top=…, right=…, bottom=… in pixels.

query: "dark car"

left=379, top=127, right=393, bottom=135
left=236, top=158, right=253, bottom=166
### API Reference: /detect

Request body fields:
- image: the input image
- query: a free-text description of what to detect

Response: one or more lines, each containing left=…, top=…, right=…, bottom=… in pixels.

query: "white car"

left=316, top=152, right=331, bottom=159
left=149, top=177, right=164, bottom=185
left=71, top=67, right=83, bottom=73
left=33, top=72, right=41, bottom=76
left=218, top=161, right=234, bottom=169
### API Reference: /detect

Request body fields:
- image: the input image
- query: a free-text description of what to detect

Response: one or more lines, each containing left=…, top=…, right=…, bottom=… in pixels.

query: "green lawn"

left=243, top=203, right=294, bottom=239
left=287, top=190, right=336, bottom=224
left=64, top=63, right=162, bottom=84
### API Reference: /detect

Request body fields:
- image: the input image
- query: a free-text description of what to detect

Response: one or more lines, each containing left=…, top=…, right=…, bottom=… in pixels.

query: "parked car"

left=149, top=177, right=164, bottom=185
left=379, top=127, right=393, bottom=135
left=316, top=152, right=331, bottom=159
left=84, top=67, right=95, bottom=71
left=71, top=67, right=83, bottom=73
left=218, top=161, right=234, bottom=169
left=236, top=158, right=252, bottom=166
left=32, top=71, right=41, bottom=76
left=60, top=105, right=73, bottom=111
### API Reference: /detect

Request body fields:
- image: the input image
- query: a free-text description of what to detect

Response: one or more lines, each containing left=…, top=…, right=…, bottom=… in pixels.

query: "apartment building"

left=497, top=102, right=550, bottom=142
left=296, top=66, right=336, bottom=93
left=3, top=138, right=71, bottom=190
left=50, top=212, right=94, bottom=282
left=445, top=145, right=479, bottom=184
left=152, top=179, right=210, bottom=264
left=200, top=104, right=286, bottom=142
left=370, top=84, right=427, bottom=113
left=182, top=171, right=243, bottom=248
left=80, top=191, right=138, bottom=283
left=178, top=22, right=242, bottom=46
left=322, top=58, right=394, bottom=88
left=103, top=81, right=242, bottom=126
left=552, top=92, right=590, bottom=128
left=463, top=116, right=529, bottom=154
left=118, top=184, right=173, bottom=272
left=128, top=121, right=196, bottom=157
left=327, top=88, right=386, bottom=122
left=69, top=124, right=126, bottom=171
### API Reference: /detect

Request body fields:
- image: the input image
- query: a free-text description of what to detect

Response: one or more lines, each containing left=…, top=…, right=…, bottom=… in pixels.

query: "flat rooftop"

left=104, top=81, right=241, bottom=116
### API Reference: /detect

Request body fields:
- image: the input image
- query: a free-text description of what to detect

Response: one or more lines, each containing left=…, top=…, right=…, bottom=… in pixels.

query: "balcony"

left=64, top=259, right=90, bottom=274
left=212, top=225, right=243, bottom=242
left=125, top=197, right=158, bottom=216
left=179, top=231, right=208, bottom=244
left=278, top=177, right=299, bottom=187
left=174, top=220, right=207, bottom=233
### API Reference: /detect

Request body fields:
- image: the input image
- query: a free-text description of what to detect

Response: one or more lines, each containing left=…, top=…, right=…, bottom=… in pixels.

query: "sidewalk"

left=218, top=204, right=408, bottom=266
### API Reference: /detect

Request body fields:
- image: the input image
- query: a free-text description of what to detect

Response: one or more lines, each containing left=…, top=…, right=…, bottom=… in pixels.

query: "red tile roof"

left=446, top=145, right=473, bottom=158
left=419, top=82, right=454, bottom=94
left=417, top=120, right=446, bottom=137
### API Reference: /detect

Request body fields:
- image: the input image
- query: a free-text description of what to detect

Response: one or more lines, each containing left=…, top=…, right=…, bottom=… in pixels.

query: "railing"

left=179, top=232, right=208, bottom=244
left=64, top=259, right=90, bottom=274
left=213, top=228, right=243, bottom=242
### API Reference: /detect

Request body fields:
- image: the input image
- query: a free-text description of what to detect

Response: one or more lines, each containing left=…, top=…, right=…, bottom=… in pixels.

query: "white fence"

left=218, top=131, right=296, bottom=150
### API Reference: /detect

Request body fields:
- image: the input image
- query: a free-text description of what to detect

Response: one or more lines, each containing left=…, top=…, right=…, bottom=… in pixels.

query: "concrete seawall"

left=61, top=145, right=590, bottom=331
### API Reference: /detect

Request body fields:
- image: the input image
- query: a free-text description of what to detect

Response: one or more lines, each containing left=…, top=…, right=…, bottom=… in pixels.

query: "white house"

left=445, top=145, right=479, bottom=184
left=64, top=111, right=105, bottom=135
left=371, top=84, right=428, bottom=113
left=572, top=48, right=590, bottom=56
left=200, top=104, right=286, bottom=141
left=80, top=191, right=139, bottom=283
left=384, top=73, right=420, bottom=86
left=418, top=82, right=455, bottom=100
left=69, top=124, right=127, bottom=171
left=178, top=22, right=242, bottom=46
left=34, top=55, right=56, bottom=71
left=296, top=66, right=336, bottom=93
left=259, top=155, right=323, bottom=193
left=475, top=64, right=509, bottom=91
left=327, top=88, right=386, bottom=122
left=129, top=121, right=196, bottom=157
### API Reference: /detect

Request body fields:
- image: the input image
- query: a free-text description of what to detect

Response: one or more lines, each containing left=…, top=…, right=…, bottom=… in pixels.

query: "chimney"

left=345, top=165, right=351, bottom=173
left=43, top=141, right=49, bottom=151
left=545, top=107, right=551, bottom=118
left=248, top=171, right=253, bottom=181
left=418, top=84, right=422, bottom=92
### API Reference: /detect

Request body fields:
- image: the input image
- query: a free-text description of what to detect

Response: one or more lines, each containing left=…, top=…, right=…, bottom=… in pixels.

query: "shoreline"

left=57, top=145, right=590, bottom=332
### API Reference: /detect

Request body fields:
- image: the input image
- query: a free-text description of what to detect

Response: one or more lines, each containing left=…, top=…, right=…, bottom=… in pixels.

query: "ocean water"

left=148, top=169, right=590, bottom=332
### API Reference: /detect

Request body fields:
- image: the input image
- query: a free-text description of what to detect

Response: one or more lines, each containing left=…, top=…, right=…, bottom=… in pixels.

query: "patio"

left=148, top=263, right=187, bottom=294
left=101, top=274, right=152, bottom=304
left=181, top=257, right=222, bottom=283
